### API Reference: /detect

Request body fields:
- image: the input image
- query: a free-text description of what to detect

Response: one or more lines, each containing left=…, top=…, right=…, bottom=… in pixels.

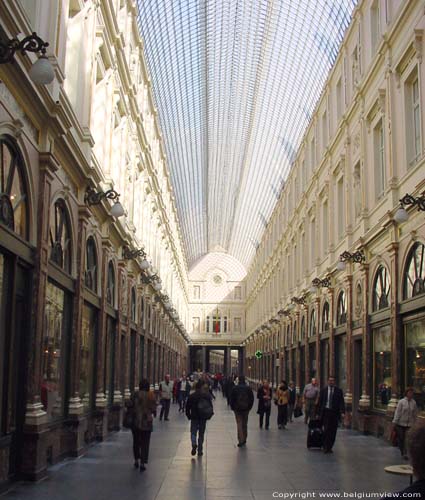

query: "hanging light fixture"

left=394, top=193, right=425, bottom=224
left=0, top=32, right=55, bottom=84
left=85, top=187, right=124, bottom=217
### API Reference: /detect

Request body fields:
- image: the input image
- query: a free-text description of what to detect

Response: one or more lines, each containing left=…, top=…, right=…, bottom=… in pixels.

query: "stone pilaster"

left=22, top=153, right=57, bottom=481
left=387, top=242, right=400, bottom=415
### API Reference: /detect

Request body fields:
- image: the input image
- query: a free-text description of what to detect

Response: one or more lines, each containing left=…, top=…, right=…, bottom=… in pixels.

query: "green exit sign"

left=255, top=350, right=263, bottom=359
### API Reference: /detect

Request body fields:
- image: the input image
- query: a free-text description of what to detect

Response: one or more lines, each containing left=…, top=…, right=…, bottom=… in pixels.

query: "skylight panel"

left=137, top=0, right=357, bottom=268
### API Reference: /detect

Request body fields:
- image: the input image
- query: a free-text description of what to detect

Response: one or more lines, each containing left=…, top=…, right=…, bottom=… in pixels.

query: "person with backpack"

left=230, top=375, right=254, bottom=447
left=185, top=380, right=214, bottom=456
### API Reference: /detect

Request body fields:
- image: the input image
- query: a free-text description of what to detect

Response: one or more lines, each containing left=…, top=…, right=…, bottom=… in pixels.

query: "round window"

left=213, top=274, right=223, bottom=285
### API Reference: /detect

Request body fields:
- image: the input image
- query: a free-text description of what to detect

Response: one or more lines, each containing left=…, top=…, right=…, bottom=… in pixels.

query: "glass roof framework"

left=137, top=0, right=357, bottom=270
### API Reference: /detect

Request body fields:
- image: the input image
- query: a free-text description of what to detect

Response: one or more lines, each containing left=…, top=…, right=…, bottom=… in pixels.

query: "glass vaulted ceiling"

left=137, top=0, right=357, bottom=270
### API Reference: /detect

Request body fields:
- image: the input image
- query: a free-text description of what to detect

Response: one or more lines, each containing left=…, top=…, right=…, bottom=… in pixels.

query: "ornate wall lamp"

left=141, top=270, right=162, bottom=291
left=310, top=276, right=331, bottom=293
left=278, top=309, right=291, bottom=317
left=122, top=246, right=146, bottom=260
left=0, top=32, right=55, bottom=84
left=291, top=296, right=306, bottom=306
left=85, top=187, right=124, bottom=217
left=394, top=192, right=425, bottom=223
left=336, top=250, right=365, bottom=271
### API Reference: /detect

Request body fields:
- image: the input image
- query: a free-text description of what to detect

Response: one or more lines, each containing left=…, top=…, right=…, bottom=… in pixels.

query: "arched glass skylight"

left=137, top=0, right=357, bottom=268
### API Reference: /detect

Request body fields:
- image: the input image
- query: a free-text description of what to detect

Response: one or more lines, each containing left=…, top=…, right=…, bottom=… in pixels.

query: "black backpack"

left=235, top=388, right=251, bottom=411
left=197, top=396, right=214, bottom=420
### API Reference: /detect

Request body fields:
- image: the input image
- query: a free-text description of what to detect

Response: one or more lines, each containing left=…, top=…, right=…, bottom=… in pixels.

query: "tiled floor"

left=2, top=395, right=409, bottom=500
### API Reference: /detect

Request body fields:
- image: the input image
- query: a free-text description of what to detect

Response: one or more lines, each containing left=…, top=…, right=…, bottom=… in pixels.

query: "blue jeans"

left=190, top=419, right=207, bottom=451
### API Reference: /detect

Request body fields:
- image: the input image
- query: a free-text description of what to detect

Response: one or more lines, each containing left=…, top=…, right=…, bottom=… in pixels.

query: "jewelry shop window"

left=405, top=318, right=425, bottom=416
left=373, top=325, right=392, bottom=410
left=41, top=282, right=69, bottom=420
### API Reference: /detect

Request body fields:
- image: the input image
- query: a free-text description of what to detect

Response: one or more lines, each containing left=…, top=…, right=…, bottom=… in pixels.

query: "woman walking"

left=130, top=379, right=157, bottom=471
left=276, top=381, right=289, bottom=429
left=257, top=379, right=272, bottom=429
left=393, top=387, right=418, bottom=459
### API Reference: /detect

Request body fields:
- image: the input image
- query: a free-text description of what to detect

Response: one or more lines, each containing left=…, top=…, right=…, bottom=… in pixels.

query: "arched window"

left=49, top=199, right=72, bottom=273
left=0, top=137, right=29, bottom=239
left=372, top=265, right=390, bottom=311
left=286, top=325, right=291, bottom=346
left=85, top=237, right=98, bottom=292
left=131, top=287, right=136, bottom=322
left=309, top=309, right=317, bottom=337
left=322, top=302, right=330, bottom=332
left=300, top=317, right=306, bottom=340
left=336, top=291, right=347, bottom=326
left=404, top=243, right=425, bottom=299
left=106, top=261, right=115, bottom=306
left=293, top=320, right=297, bottom=343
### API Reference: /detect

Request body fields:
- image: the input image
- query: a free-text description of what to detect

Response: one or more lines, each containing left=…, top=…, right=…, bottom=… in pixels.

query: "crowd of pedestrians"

left=124, top=371, right=424, bottom=499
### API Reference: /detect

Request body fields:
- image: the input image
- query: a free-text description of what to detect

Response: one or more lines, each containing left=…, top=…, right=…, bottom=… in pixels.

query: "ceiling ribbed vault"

left=137, top=0, right=357, bottom=270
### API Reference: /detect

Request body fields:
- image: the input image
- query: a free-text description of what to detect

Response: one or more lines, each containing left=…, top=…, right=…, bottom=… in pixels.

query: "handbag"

left=390, top=426, right=398, bottom=447
left=123, top=408, right=134, bottom=429
left=294, top=406, right=303, bottom=418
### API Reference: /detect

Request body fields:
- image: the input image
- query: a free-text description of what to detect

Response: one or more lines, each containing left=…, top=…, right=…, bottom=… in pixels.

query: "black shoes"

left=198, top=450, right=203, bottom=456
left=323, top=449, right=333, bottom=454
left=164, top=418, right=170, bottom=421
left=191, top=444, right=197, bottom=456
left=134, top=460, right=139, bottom=468
left=237, top=441, right=246, bottom=447
left=140, top=463, right=146, bottom=471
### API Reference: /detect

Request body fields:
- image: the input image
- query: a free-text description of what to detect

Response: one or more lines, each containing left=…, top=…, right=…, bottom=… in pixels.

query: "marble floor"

left=2, top=394, right=409, bottom=500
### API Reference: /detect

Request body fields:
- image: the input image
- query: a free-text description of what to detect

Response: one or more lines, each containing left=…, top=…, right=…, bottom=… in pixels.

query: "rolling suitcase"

left=307, top=419, right=323, bottom=449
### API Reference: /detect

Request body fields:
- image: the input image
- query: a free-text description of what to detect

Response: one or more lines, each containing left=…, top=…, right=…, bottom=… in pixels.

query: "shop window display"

left=373, top=325, right=392, bottom=410
left=405, top=319, right=425, bottom=416
left=41, top=282, right=66, bottom=420
left=80, top=304, right=96, bottom=411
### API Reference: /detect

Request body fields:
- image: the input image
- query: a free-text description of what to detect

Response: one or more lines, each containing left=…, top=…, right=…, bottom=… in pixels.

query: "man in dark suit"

left=317, top=376, right=345, bottom=454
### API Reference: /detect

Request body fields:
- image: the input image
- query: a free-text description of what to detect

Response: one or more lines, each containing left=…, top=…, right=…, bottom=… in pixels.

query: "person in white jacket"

left=392, top=387, right=418, bottom=459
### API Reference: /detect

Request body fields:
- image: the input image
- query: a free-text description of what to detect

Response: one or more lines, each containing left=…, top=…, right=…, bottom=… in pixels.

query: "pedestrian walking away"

left=257, top=379, right=272, bottom=429
left=186, top=380, right=214, bottom=456
left=392, top=387, right=418, bottom=459
left=276, top=380, right=289, bottom=429
left=128, top=379, right=157, bottom=471
left=230, top=375, right=254, bottom=447
left=159, top=374, right=174, bottom=421
left=303, top=377, right=319, bottom=424
left=317, top=376, right=345, bottom=454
